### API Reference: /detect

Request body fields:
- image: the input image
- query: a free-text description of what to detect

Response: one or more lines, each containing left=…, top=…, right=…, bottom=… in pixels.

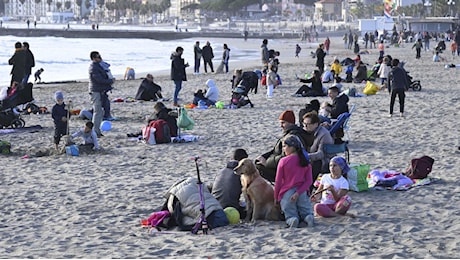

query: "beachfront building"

left=3, top=0, right=89, bottom=22
left=314, top=0, right=343, bottom=21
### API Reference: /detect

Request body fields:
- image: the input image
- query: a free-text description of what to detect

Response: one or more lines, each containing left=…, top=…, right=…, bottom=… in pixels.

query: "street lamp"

left=447, top=0, right=455, bottom=17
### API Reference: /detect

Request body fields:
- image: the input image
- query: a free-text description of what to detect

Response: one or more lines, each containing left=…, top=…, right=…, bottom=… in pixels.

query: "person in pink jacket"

left=274, top=134, right=314, bottom=228
left=324, top=37, right=331, bottom=55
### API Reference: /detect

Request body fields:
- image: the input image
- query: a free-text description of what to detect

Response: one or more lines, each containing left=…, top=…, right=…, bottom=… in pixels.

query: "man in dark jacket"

left=211, top=148, right=248, bottom=219
left=135, top=74, right=163, bottom=101
left=193, top=41, right=202, bottom=74
left=255, top=110, right=313, bottom=182
left=202, top=41, right=214, bottom=73
left=8, top=42, right=26, bottom=86
left=22, top=42, right=35, bottom=84
left=388, top=58, right=408, bottom=117
left=88, top=51, right=114, bottom=137
left=328, top=86, right=349, bottom=119
left=171, top=46, right=189, bottom=107
left=315, top=43, right=326, bottom=75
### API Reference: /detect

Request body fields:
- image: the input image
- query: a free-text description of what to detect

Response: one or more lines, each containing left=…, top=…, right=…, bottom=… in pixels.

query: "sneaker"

left=400, top=112, right=404, bottom=117
left=97, top=133, right=104, bottom=138
left=388, top=114, right=392, bottom=118
left=304, top=215, right=314, bottom=227
left=286, top=217, right=299, bottom=228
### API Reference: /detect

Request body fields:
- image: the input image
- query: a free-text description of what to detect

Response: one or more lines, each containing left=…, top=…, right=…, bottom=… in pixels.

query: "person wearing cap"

left=51, top=91, right=69, bottom=151
left=210, top=148, right=249, bottom=220
left=255, top=110, right=313, bottom=183
left=274, top=134, right=315, bottom=228
left=311, top=156, right=353, bottom=218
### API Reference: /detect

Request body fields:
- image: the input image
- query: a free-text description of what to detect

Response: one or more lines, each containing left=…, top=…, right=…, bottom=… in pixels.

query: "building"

left=314, top=0, right=343, bottom=22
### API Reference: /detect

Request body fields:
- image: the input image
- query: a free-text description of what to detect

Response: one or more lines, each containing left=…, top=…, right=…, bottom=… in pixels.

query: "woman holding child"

left=311, top=156, right=352, bottom=218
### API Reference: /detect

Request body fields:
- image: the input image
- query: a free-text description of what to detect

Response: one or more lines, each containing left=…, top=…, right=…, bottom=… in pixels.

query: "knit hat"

left=232, top=148, right=248, bottom=161
left=330, top=156, right=350, bottom=174
left=279, top=110, right=295, bottom=124
left=54, top=91, right=64, bottom=101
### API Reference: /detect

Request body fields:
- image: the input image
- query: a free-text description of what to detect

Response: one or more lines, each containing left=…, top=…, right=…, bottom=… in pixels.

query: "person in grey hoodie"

left=211, top=148, right=248, bottom=219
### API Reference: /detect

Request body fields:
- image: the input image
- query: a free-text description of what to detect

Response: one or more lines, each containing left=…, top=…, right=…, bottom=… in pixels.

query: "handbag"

left=347, top=163, right=370, bottom=192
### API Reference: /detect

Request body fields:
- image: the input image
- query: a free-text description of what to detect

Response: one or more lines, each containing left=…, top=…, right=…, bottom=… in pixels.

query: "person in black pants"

left=388, top=59, right=409, bottom=118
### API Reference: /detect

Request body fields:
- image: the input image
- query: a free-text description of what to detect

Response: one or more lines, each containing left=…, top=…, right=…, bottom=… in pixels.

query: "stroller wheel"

left=11, top=118, right=25, bottom=128
left=412, top=82, right=421, bottom=91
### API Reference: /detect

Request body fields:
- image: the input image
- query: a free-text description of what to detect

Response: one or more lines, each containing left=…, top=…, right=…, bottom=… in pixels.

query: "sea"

left=0, top=23, right=261, bottom=86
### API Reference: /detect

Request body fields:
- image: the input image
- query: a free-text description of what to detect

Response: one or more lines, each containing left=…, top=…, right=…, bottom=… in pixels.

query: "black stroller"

left=231, top=85, right=254, bottom=108
left=0, top=82, right=34, bottom=128
left=406, top=72, right=421, bottom=91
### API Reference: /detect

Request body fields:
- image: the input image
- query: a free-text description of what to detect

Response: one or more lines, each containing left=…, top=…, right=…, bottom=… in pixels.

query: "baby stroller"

left=406, top=72, right=421, bottom=91
left=231, top=85, right=254, bottom=108
left=0, top=82, right=34, bottom=128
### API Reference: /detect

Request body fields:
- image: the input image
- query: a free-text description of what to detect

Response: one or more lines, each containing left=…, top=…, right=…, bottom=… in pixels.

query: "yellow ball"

left=224, top=207, right=240, bottom=225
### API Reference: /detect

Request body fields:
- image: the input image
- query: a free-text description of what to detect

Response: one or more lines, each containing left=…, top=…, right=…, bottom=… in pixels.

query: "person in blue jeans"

left=274, top=134, right=314, bottom=228
left=170, top=46, right=189, bottom=107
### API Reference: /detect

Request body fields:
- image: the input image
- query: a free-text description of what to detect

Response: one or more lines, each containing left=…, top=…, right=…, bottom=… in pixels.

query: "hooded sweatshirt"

left=204, top=79, right=219, bottom=102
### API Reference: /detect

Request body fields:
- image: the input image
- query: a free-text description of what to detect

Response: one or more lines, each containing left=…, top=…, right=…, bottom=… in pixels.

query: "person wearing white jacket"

left=193, top=79, right=219, bottom=106
left=377, top=56, right=391, bottom=90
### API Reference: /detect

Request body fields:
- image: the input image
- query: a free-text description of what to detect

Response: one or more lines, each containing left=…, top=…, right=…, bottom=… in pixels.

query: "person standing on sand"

left=387, top=58, right=408, bottom=118
left=88, top=51, right=114, bottom=137
left=295, top=44, right=301, bottom=58
left=8, top=42, right=26, bottom=87
left=202, top=41, right=214, bottom=73
left=261, top=39, right=269, bottom=68
left=22, top=42, right=35, bottom=84
left=315, top=43, right=326, bottom=75
left=193, top=41, right=202, bottom=74
left=170, top=46, right=189, bottom=107
left=222, top=43, right=230, bottom=74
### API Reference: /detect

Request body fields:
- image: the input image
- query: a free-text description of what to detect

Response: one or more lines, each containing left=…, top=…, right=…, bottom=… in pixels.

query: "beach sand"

left=1, top=35, right=459, bottom=258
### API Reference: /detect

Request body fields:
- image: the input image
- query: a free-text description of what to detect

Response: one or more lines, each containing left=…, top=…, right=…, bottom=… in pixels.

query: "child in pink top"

left=274, top=134, right=314, bottom=228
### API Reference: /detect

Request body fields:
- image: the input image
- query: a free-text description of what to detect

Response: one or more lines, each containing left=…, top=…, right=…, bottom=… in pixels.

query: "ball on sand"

left=224, top=207, right=240, bottom=225
left=100, top=121, right=112, bottom=131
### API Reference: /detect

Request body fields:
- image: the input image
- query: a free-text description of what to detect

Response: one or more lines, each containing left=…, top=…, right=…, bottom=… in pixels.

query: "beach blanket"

left=172, top=134, right=199, bottom=143
left=367, top=169, right=438, bottom=191
left=0, top=125, right=43, bottom=135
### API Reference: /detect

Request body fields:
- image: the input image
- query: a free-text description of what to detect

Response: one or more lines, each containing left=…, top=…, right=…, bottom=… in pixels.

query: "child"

left=312, top=156, right=353, bottom=218
left=330, top=59, right=342, bottom=76
left=274, top=135, right=314, bottom=228
left=377, top=56, right=391, bottom=89
left=34, top=68, right=44, bottom=83
left=318, top=101, right=332, bottom=118
left=71, top=121, right=100, bottom=150
left=266, top=64, right=277, bottom=99
left=51, top=91, right=69, bottom=151
left=450, top=41, right=457, bottom=58
left=412, top=39, right=423, bottom=59
left=124, top=67, right=135, bottom=80
left=295, top=44, right=301, bottom=58
left=378, top=40, right=385, bottom=58
left=432, top=52, right=446, bottom=62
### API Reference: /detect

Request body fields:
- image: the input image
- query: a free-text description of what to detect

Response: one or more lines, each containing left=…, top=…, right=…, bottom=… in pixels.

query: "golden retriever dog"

left=234, top=158, right=281, bottom=222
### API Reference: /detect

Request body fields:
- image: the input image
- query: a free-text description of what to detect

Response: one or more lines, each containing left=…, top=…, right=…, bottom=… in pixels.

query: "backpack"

left=0, top=140, right=11, bottom=154
left=404, top=155, right=435, bottom=179
left=150, top=119, right=171, bottom=144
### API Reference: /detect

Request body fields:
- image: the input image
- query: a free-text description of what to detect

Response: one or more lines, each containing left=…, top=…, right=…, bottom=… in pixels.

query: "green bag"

left=177, top=107, right=195, bottom=130
left=0, top=140, right=11, bottom=154
left=347, top=163, right=370, bottom=192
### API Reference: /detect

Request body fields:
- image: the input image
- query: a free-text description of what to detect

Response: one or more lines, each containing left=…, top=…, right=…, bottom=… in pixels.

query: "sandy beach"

left=1, top=35, right=459, bottom=258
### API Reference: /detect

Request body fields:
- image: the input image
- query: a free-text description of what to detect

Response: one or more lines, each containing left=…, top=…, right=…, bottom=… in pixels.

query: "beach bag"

left=0, top=140, right=11, bottom=154
left=404, top=155, right=435, bottom=179
left=177, top=107, right=194, bottom=130
left=65, top=144, right=79, bottom=156
left=142, top=124, right=157, bottom=145
left=363, top=81, right=379, bottom=95
left=347, top=163, right=370, bottom=192
left=148, top=119, right=171, bottom=144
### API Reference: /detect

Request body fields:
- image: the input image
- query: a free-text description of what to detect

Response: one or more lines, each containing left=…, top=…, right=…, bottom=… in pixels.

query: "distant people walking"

left=22, top=42, right=35, bottom=84
left=412, top=39, right=423, bottom=59
left=202, top=41, right=215, bottom=73
left=170, top=46, right=189, bottom=107
left=88, top=51, right=114, bottom=137
left=193, top=41, right=202, bottom=74
left=244, top=30, right=248, bottom=41
left=8, top=42, right=26, bottom=86
left=26, top=19, right=30, bottom=29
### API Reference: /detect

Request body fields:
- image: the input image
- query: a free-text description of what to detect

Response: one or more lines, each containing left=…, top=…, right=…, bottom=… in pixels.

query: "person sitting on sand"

left=255, top=110, right=313, bottom=182
left=432, top=52, right=446, bottom=62
left=135, top=74, right=163, bottom=101
left=311, top=156, right=353, bottom=218
left=293, top=70, right=325, bottom=97
left=192, top=79, right=219, bottom=106
left=127, top=102, right=178, bottom=138
left=210, top=148, right=248, bottom=220
left=71, top=121, right=100, bottom=150
left=354, top=61, right=368, bottom=83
